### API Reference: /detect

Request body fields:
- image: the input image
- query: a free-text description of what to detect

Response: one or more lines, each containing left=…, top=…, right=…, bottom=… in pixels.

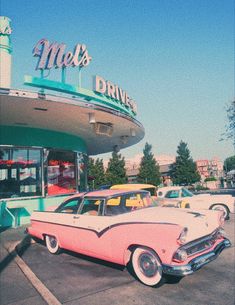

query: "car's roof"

left=110, top=184, right=156, bottom=190
left=65, top=189, right=148, bottom=201
left=84, top=189, right=149, bottom=197
left=158, top=186, right=182, bottom=191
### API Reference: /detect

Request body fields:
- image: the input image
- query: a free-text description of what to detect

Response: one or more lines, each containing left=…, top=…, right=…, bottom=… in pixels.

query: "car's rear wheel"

left=211, top=204, right=230, bottom=220
left=45, top=235, right=61, bottom=254
left=131, top=247, right=162, bottom=286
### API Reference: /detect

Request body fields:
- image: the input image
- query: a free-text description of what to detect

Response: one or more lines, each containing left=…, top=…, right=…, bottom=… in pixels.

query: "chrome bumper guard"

left=162, top=239, right=231, bottom=277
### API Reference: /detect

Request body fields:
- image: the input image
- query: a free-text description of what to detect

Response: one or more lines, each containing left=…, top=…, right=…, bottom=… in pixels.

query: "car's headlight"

left=177, top=227, right=188, bottom=244
left=218, top=212, right=225, bottom=226
left=217, top=227, right=226, bottom=239
left=173, top=248, right=188, bottom=262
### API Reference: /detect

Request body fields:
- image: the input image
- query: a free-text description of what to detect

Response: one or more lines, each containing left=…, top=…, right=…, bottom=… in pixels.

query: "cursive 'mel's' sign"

left=33, top=38, right=92, bottom=70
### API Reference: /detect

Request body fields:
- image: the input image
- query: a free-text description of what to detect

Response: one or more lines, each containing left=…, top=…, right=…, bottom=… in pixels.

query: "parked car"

left=27, top=189, right=231, bottom=287
left=110, top=183, right=157, bottom=200
left=157, top=186, right=234, bottom=220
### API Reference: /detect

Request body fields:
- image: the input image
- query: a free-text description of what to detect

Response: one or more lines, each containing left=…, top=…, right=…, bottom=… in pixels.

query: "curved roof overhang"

left=0, top=88, right=145, bottom=155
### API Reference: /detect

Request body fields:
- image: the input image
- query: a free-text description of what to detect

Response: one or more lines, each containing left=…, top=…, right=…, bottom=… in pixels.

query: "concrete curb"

left=4, top=238, right=62, bottom=305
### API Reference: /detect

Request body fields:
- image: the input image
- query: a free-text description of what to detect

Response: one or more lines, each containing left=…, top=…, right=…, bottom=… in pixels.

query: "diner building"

left=0, top=16, right=145, bottom=228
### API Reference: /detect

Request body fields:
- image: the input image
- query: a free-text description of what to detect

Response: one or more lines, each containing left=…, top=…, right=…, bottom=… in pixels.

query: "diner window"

left=47, top=150, right=77, bottom=196
left=0, top=147, right=42, bottom=199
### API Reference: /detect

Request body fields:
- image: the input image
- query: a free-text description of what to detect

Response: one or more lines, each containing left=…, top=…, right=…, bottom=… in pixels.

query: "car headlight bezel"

left=177, top=227, right=188, bottom=245
left=173, top=248, right=188, bottom=262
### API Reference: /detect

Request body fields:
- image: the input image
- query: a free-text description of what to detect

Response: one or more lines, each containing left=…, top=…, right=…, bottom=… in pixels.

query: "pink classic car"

left=27, top=189, right=231, bottom=287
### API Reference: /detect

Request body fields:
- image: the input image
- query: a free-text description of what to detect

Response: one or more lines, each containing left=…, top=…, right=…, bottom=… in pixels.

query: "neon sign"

left=33, top=38, right=92, bottom=70
left=26, top=39, right=137, bottom=117
left=94, top=75, right=137, bottom=114
left=0, top=25, right=12, bottom=35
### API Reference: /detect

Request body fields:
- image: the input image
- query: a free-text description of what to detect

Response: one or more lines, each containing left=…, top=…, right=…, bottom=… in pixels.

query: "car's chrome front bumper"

left=162, top=239, right=231, bottom=276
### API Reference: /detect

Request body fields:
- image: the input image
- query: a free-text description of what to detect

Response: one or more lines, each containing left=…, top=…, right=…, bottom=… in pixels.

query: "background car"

left=27, top=189, right=230, bottom=287
left=110, top=183, right=157, bottom=200
left=157, top=186, right=234, bottom=220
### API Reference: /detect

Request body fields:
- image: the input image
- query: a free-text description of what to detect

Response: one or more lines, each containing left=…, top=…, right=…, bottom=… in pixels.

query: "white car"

left=157, top=186, right=234, bottom=220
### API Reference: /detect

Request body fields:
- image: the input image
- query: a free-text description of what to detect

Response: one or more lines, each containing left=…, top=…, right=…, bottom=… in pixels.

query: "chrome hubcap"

left=138, top=252, right=158, bottom=277
left=49, top=236, right=57, bottom=248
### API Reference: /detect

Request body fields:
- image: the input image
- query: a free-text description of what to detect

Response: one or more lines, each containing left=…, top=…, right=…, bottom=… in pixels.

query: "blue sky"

left=1, top=0, right=234, bottom=161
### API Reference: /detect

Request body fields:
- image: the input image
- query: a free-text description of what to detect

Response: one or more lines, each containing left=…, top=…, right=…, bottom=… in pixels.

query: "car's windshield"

left=165, top=190, right=180, bottom=198
left=182, top=188, right=194, bottom=197
left=105, top=192, right=153, bottom=216
left=55, top=198, right=82, bottom=213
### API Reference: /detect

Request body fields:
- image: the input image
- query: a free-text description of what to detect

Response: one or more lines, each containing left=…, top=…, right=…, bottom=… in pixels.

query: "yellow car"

left=110, top=184, right=157, bottom=200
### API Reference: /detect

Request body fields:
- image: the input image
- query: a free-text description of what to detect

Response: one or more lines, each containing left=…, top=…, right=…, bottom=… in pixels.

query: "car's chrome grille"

left=184, top=230, right=221, bottom=257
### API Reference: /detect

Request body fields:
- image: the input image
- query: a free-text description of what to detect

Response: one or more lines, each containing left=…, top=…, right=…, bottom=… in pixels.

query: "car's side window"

left=105, top=193, right=151, bottom=216
left=105, top=195, right=132, bottom=216
left=55, top=199, right=81, bottom=214
left=125, top=193, right=145, bottom=210
left=79, top=198, right=103, bottom=216
left=165, top=190, right=180, bottom=198
left=105, top=196, right=122, bottom=216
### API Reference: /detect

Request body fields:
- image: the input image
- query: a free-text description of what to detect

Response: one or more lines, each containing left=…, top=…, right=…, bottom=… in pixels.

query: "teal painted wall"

left=0, top=195, right=71, bottom=228
left=0, top=126, right=87, bottom=152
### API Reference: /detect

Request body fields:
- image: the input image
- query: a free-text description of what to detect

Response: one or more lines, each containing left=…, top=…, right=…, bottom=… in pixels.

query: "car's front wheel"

left=131, top=247, right=163, bottom=286
left=45, top=235, right=61, bottom=254
left=211, top=204, right=230, bottom=220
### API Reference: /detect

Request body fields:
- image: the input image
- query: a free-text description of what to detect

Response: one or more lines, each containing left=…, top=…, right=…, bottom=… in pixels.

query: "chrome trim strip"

left=183, top=229, right=219, bottom=250
left=162, top=239, right=231, bottom=276
left=176, top=229, right=222, bottom=258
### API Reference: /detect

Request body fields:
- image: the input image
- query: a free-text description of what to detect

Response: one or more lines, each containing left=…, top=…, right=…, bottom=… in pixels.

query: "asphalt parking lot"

left=15, top=214, right=235, bottom=305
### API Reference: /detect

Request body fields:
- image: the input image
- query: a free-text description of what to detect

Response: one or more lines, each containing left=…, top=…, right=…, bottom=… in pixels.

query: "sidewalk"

left=0, top=226, right=47, bottom=305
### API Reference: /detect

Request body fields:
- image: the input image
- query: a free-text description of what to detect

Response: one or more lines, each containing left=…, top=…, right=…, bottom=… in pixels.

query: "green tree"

left=87, top=157, right=106, bottom=190
left=138, top=142, right=161, bottom=186
left=224, top=155, right=235, bottom=173
left=170, top=141, right=200, bottom=185
left=224, top=100, right=235, bottom=146
left=105, top=151, right=127, bottom=185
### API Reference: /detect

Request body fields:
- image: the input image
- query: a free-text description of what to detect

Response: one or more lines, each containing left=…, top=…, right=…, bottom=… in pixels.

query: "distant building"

left=125, top=154, right=175, bottom=184
left=196, top=158, right=224, bottom=180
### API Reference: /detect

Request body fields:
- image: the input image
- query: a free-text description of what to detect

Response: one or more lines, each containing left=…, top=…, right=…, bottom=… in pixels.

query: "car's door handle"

left=73, top=216, right=80, bottom=219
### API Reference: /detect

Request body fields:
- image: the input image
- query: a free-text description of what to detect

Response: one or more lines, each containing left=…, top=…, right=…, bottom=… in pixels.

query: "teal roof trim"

left=24, top=75, right=136, bottom=118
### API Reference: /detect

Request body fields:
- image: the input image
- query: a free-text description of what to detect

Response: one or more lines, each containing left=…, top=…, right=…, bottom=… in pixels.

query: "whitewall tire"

left=45, top=235, right=61, bottom=254
left=131, top=247, right=162, bottom=286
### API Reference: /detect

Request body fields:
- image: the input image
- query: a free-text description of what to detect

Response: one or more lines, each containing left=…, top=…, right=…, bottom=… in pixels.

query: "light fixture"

left=113, top=145, right=120, bottom=153
left=130, top=128, right=136, bottom=137
left=94, top=122, right=113, bottom=136
left=120, top=135, right=129, bottom=144
left=89, top=113, right=96, bottom=124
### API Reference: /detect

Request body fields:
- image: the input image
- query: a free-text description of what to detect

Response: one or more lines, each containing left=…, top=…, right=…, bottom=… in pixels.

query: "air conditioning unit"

left=94, top=122, right=113, bottom=136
